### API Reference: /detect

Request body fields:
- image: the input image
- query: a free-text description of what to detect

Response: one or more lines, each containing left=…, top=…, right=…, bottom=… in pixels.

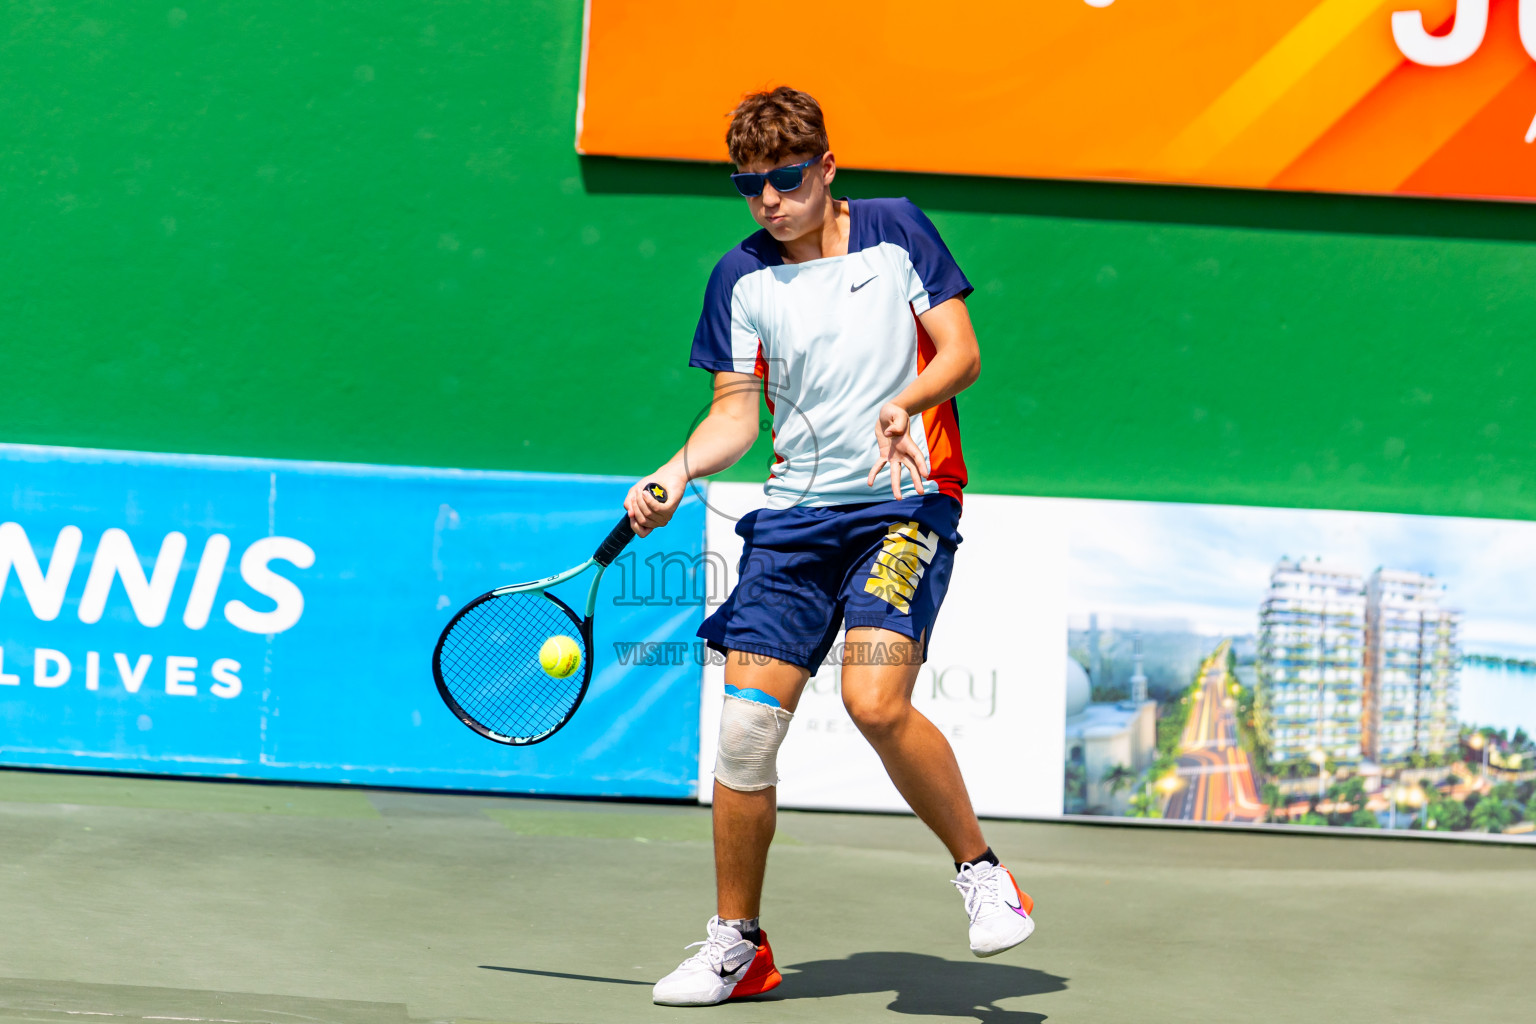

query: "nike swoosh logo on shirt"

left=850, top=275, right=877, bottom=292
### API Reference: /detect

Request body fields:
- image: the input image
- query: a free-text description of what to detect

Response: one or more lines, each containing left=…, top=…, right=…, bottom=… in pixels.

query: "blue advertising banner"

left=0, top=444, right=706, bottom=797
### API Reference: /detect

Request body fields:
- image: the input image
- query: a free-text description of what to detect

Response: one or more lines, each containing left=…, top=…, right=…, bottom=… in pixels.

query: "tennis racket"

left=432, top=483, right=667, bottom=745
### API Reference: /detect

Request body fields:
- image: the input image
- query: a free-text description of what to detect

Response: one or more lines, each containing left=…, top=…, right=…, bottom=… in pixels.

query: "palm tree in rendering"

left=1102, top=763, right=1137, bottom=802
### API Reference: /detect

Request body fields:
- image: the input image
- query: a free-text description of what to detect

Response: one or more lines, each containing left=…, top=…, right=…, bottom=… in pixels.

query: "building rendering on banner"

left=1257, top=559, right=1367, bottom=766
left=1257, top=558, right=1460, bottom=768
left=1363, top=570, right=1461, bottom=764
left=1065, top=645, right=1156, bottom=816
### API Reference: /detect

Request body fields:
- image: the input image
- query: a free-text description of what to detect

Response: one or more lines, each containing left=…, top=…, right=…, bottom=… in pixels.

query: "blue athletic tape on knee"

left=714, top=692, right=794, bottom=792
left=723, top=683, right=782, bottom=707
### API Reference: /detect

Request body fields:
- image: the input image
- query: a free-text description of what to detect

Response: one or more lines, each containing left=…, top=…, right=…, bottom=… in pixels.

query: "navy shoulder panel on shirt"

left=851, top=197, right=973, bottom=309
left=690, top=231, right=779, bottom=372
left=738, top=228, right=782, bottom=268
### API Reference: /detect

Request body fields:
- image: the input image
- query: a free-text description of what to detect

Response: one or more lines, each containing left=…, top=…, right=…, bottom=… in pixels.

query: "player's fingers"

left=894, top=436, right=929, bottom=477
left=907, top=458, right=928, bottom=495
left=896, top=452, right=927, bottom=495
left=887, top=460, right=903, bottom=500
left=866, top=456, right=889, bottom=488
left=908, top=447, right=931, bottom=481
left=643, top=481, right=679, bottom=523
left=636, top=487, right=659, bottom=519
left=629, top=486, right=660, bottom=532
left=909, top=446, right=931, bottom=485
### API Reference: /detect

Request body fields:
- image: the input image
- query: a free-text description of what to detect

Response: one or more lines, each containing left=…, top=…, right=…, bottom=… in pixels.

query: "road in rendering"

left=1164, top=642, right=1267, bottom=822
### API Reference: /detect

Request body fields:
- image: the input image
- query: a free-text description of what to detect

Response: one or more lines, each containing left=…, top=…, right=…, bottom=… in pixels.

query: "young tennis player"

left=623, top=87, right=1033, bottom=1007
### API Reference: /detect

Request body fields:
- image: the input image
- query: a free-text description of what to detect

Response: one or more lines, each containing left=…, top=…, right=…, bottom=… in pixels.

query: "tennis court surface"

left=0, top=768, right=1528, bottom=1024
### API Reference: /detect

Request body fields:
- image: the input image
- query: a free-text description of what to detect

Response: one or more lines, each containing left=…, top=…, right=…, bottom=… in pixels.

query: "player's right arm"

left=624, top=371, right=759, bottom=536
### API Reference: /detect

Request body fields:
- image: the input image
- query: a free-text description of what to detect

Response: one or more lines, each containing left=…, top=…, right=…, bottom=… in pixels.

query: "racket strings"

left=437, top=592, right=589, bottom=742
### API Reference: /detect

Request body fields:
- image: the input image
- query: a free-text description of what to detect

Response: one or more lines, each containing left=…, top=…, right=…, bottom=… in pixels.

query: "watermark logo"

left=682, top=360, right=823, bottom=522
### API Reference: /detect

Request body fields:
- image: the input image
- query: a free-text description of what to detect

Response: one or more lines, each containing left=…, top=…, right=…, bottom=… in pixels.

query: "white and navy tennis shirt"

left=690, top=198, right=972, bottom=510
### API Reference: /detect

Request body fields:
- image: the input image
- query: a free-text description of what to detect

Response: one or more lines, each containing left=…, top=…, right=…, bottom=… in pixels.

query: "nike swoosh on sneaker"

left=995, top=878, right=1032, bottom=914
left=850, top=275, right=877, bottom=292
left=716, top=945, right=756, bottom=977
left=1001, top=876, right=1031, bottom=917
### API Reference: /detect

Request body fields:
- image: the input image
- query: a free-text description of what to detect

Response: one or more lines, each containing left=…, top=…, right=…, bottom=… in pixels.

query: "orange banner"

left=577, top=0, right=1536, bottom=202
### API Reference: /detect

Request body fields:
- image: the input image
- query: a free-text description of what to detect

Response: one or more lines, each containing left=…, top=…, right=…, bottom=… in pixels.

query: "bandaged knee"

left=713, top=687, right=794, bottom=793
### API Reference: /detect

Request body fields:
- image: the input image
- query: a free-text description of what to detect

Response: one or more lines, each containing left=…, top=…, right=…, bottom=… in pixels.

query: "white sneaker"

left=952, top=861, right=1035, bottom=957
left=652, top=916, right=782, bottom=1006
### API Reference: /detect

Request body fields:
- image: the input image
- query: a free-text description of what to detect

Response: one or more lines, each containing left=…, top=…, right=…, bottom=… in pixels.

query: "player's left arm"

left=900, top=297, right=982, bottom=413
left=867, top=297, right=981, bottom=498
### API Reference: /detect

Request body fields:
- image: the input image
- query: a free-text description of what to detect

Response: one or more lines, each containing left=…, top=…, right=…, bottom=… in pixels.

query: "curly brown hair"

left=725, top=87, right=830, bottom=168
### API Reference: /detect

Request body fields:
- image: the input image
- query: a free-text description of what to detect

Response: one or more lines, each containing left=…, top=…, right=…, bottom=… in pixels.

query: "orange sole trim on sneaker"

left=730, top=965, right=782, bottom=999
left=728, top=936, right=782, bottom=1000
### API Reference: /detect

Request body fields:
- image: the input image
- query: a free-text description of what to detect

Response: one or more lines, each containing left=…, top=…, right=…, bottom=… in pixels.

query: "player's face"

left=740, top=151, right=836, bottom=243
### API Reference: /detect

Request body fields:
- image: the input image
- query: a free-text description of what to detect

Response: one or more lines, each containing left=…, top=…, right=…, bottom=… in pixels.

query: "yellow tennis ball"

left=539, top=635, right=582, bottom=678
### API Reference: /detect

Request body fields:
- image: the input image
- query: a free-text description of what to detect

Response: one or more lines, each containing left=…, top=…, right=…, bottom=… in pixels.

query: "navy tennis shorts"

left=699, top=492, right=962, bottom=674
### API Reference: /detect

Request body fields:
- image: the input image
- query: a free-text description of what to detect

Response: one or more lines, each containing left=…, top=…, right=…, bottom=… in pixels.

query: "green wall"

left=4, top=1, right=1534, bottom=519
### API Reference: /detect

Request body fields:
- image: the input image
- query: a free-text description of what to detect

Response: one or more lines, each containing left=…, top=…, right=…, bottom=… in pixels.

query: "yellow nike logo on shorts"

left=864, top=521, right=939, bottom=614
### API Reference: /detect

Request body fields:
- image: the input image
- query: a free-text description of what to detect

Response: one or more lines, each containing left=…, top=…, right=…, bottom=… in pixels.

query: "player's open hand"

left=867, top=402, right=929, bottom=500
left=624, top=468, right=685, bottom=537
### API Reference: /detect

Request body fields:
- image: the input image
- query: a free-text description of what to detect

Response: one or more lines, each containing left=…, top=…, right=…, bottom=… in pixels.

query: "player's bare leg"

left=841, top=626, right=1035, bottom=956
left=839, top=626, right=986, bottom=861
left=714, top=651, right=810, bottom=919
left=653, top=651, right=805, bottom=1006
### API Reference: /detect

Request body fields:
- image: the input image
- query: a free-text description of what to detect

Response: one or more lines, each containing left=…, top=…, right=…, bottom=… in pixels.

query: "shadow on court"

left=774, top=952, right=1064, bottom=1021
left=482, top=953, right=1065, bottom=1021
left=480, top=965, right=650, bottom=986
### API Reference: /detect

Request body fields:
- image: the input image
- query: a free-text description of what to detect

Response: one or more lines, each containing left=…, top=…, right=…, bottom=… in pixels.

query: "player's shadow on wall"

left=764, top=951, right=1066, bottom=1022
left=579, top=155, right=1536, bottom=244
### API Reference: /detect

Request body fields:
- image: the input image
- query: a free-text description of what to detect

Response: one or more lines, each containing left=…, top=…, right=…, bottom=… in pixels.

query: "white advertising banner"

left=698, top=483, right=1067, bottom=819
left=694, top=484, right=1536, bottom=841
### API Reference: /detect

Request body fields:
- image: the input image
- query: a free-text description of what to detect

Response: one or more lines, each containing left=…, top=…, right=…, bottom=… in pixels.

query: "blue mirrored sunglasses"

left=730, top=154, right=824, bottom=198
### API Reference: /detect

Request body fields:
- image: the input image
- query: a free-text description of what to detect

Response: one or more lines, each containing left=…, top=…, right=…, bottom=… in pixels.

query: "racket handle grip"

left=594, top=483, right=668, bottom=567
